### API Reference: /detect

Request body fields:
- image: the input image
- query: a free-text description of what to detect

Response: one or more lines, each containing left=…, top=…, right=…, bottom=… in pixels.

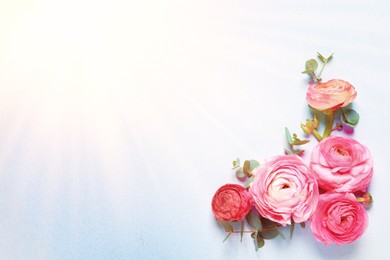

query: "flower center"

left=340, top=215, right=354, bottom=229
left=334, top=147, right=350, bottom=156
left=281, top=184, right=290, bottom=189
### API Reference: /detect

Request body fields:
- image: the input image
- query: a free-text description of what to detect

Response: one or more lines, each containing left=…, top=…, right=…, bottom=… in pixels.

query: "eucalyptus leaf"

left=219, top=221, right=233, bottom=233
left=317, top=52, right=333, bottom=62
left=249, top=160, right=260, bottom=171
left=244, top=175, right=255, bottom=188
left=232, top=158, right=240, bottom=169
left=343, top=109, right=359, bottom=125
left=305, top=59, right=318, bottom=72
left=246, top=211, right=262, bottom=231
left=256, top=234, right=265, bottom=249
left=240, top=221, right=244, bottom=242
left=285, top=127, right=293, bottom=145
left=261, top=218, right=276, bottom=229
left=260, top=219, right=282, bottom=240
left=260, top=228, right=279, bottom=240
left=317, top=52, right=326, bottom=63
left=274, top=224, right=286, bottom=240
left=327, top=53, right=334, bottom=61
left=251, top=231, right=256, bottom=239
left=290, top=221, right=295, bottom=239
left=235, top=168, right=246, bottom=179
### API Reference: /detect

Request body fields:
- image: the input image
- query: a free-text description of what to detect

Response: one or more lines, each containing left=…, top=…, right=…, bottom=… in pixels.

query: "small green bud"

left=301, top=123, right=311, bottom=134
left=313, top=115, right=320, bottom=129
left=232, top=158, right=240, bottom=169
left=357, top=193, right=373, bottom=208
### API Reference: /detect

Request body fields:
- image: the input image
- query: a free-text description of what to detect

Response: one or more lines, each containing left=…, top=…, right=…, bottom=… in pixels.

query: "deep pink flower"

left=310, top=192, right=368, bottom=245
left=211, top=184, right=253, bottom=221
left=306, top=79, right=357, bottom=111
left=249, top=155, right=319, bottom=226
left=310, top=136, right=373, bottom=193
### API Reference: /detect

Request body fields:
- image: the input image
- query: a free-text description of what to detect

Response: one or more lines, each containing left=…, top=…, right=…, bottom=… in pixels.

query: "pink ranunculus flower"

left=310, top=192, right=368, bottom=245
left=310, top=136, right=373, bottom=193
left=211, top=184, right=253, bottom=221
left=306, top=79, right=357, bottom=111
left=249, top=155, right=319, bottom=226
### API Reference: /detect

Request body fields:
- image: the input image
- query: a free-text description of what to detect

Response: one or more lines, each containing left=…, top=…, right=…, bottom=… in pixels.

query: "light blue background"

left=1, top=0, right=389, bottom=259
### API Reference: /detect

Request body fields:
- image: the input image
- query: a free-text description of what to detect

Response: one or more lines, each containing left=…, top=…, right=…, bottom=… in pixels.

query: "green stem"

left=317, top=61, right=327, bottom=80
left=311, top=71, right=320, bottom=82
left=312, top=129, right=322, bottom=142
left=289, top=143, right=295, bottom=154
left=228, top=225, right=282, bottom=234
left=322, top=111, right=335, bottom=139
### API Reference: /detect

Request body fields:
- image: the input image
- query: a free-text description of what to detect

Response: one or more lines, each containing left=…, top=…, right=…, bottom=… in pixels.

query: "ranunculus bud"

left=211, top=184, right=253, bottom=221
left=301, top=116, right=320, bottom=134
left=357, top=192, right=373, bottom=208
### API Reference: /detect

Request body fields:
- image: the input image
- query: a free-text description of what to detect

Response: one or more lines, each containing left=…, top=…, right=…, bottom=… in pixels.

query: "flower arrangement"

left=211, top=53, right=373, bottom=250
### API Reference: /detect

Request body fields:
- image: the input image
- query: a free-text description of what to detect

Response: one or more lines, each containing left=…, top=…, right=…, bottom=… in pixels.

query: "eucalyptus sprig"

left=341, top=109, right=360, bottom=128
left=329, top=108, right=360, bottom=132
left=220, top=209, right=307, bottom=251
left=302, top=52, right=333, bottom=83
left=284, top=127, right=310, bottom=156
left=300, top=53, right=361, bottom=141
left=232, top=158, right=260, bottom=188
left=220, top=210, right=287, bottom=251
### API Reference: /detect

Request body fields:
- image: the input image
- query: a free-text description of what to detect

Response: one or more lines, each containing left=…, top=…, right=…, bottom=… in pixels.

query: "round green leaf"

left=285, top=127, right=293, bottom=144
left=343, top=109, right=359, bottom=125
left=244, top=175, right=254, bottom=188
left=246, top=211, right=262, bottom=231
left=261, top=218, right=275, bottom=228
left=255, top=234, right=265, bottom=249
left=260, top=228, right=279, bottom=240
left=219, top=221, right=233, bottom=233
left=235, top=168, right=246, bottom=179
left=305, top=59, right=318, bottom=72
left=249, top=160, right=260, bottom=171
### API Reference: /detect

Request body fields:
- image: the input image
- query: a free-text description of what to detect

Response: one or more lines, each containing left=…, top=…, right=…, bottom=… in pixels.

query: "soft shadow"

left=304, top=222, right=361, bottom=259
left=313, top=240, right=360, bottom=259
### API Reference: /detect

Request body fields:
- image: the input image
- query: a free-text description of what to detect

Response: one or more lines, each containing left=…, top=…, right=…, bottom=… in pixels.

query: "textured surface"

left=1, top=0, right=389, bottom=259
